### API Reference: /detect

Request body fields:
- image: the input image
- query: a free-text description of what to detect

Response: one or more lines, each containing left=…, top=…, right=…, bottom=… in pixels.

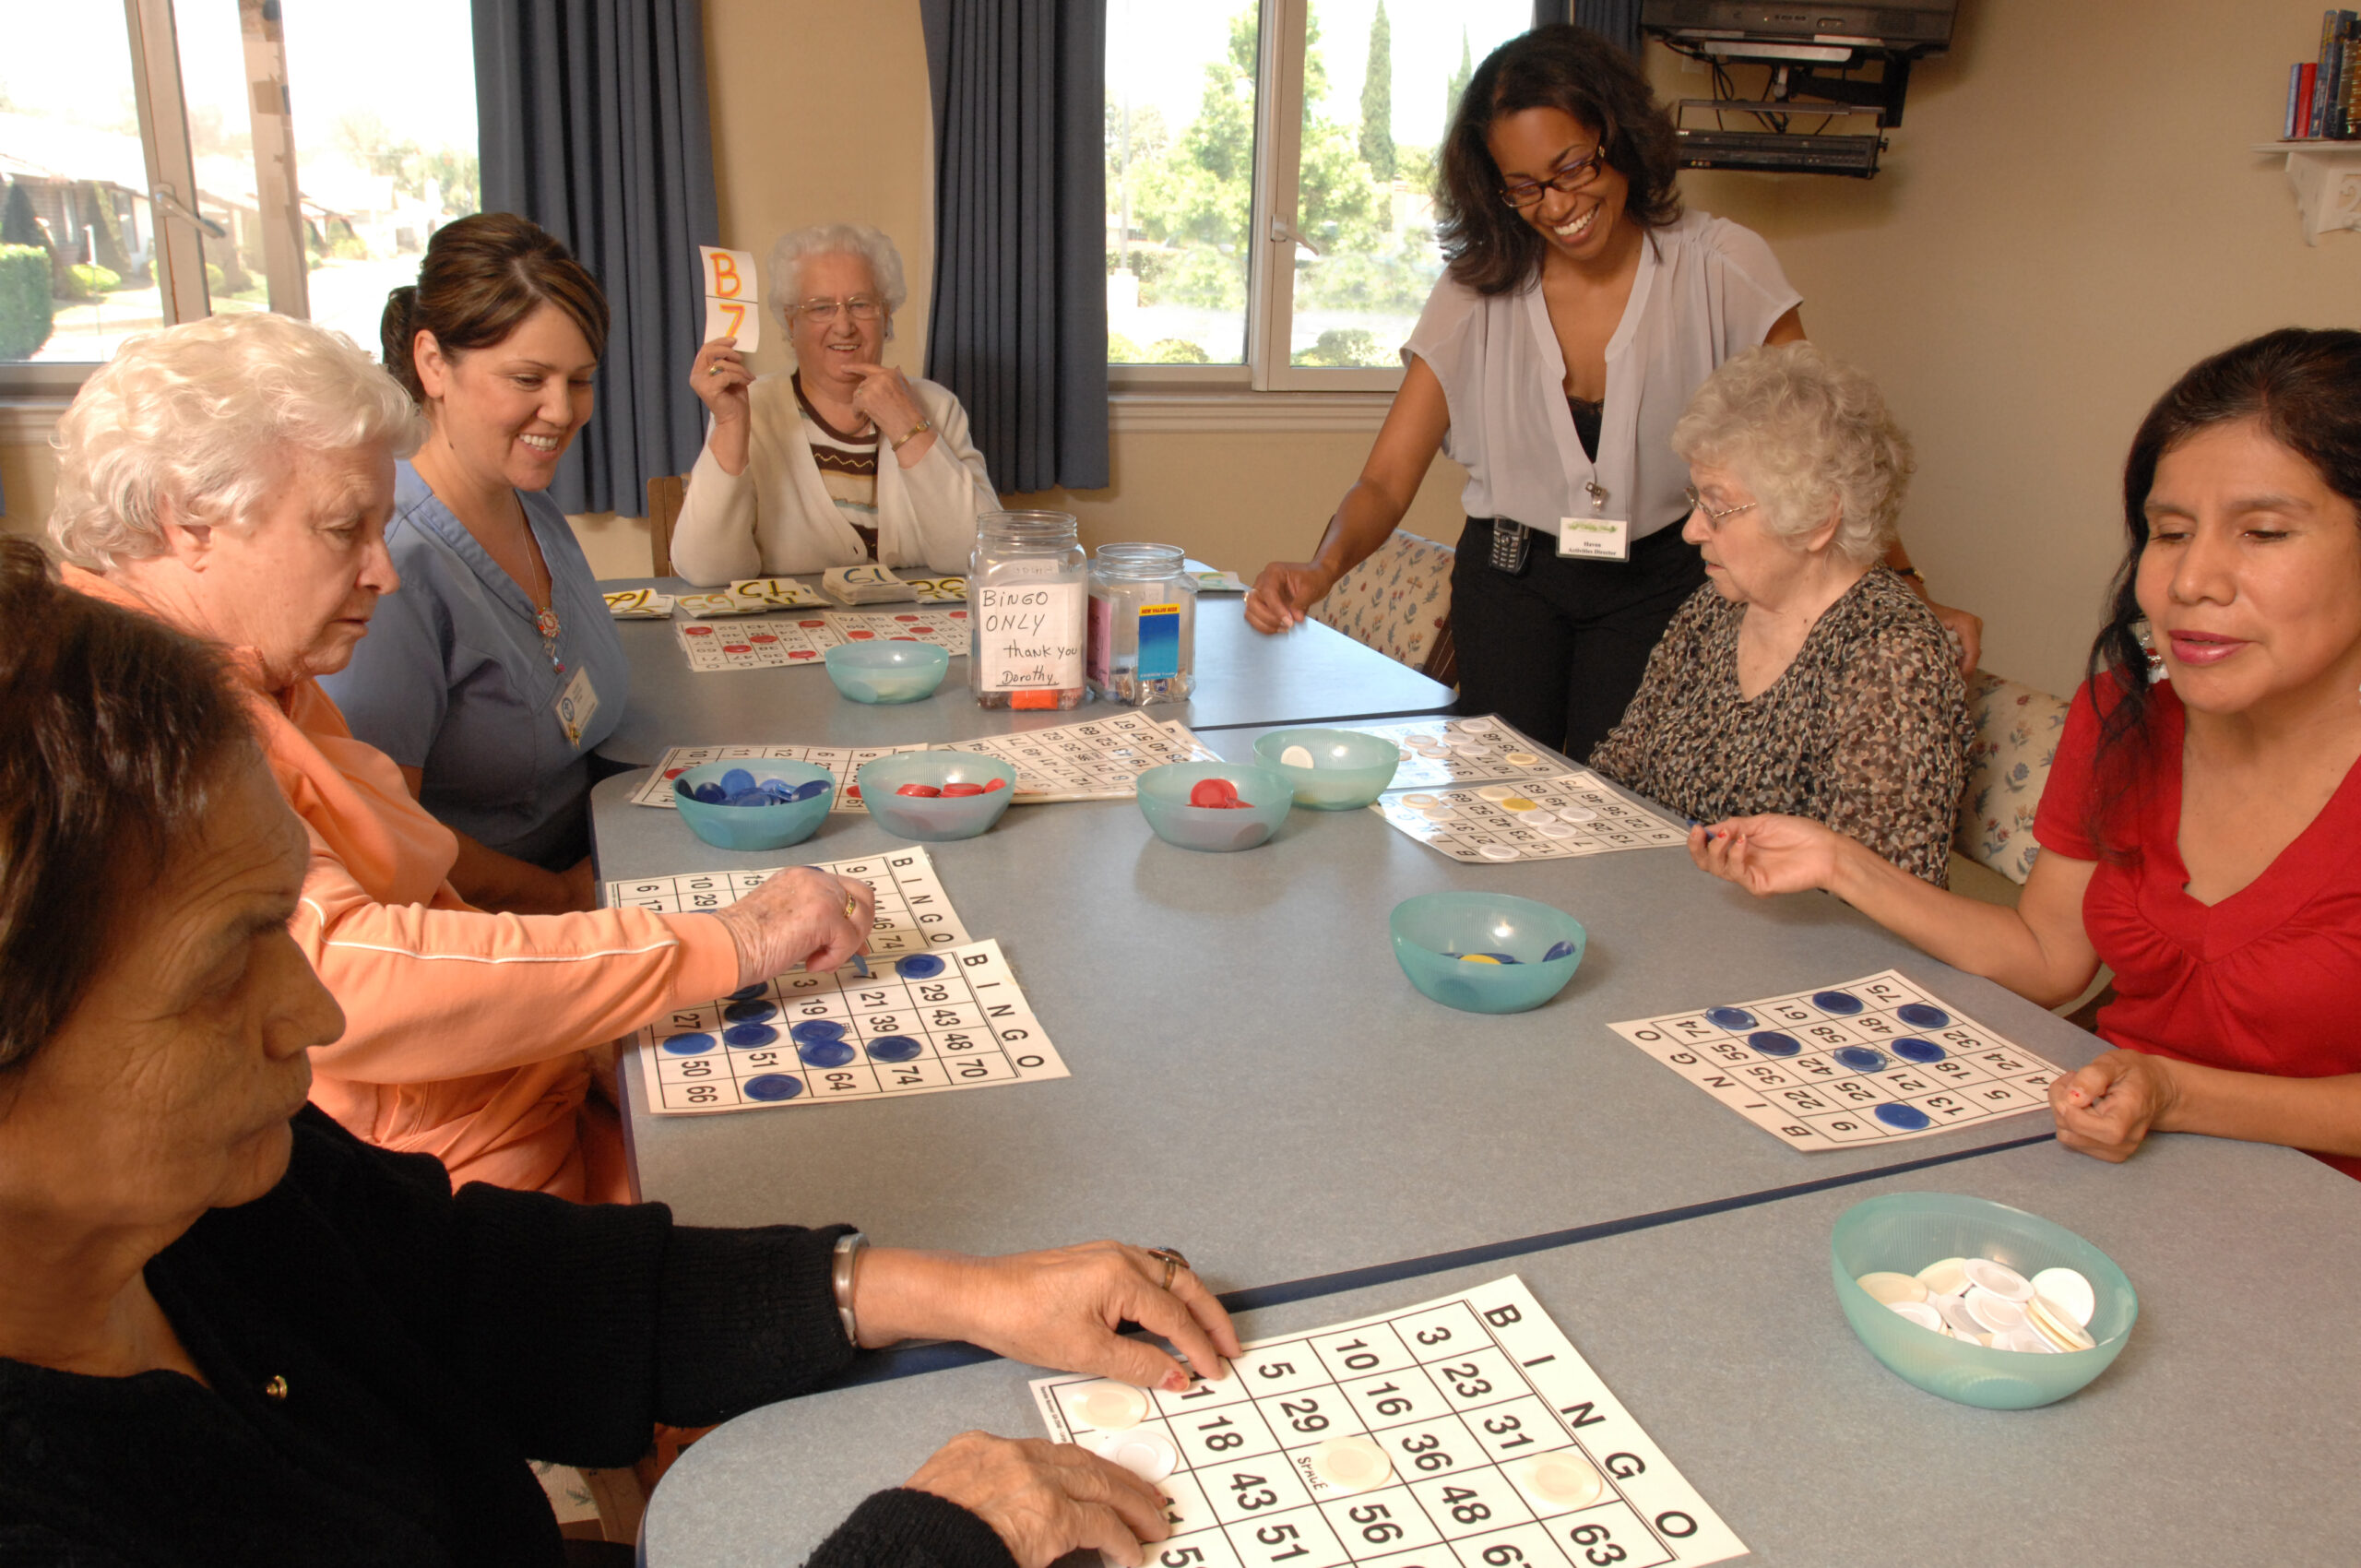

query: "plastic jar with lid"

left=1087, top=542, right=1196, bottom=705
left=969, top=510, right=1088, bottom=709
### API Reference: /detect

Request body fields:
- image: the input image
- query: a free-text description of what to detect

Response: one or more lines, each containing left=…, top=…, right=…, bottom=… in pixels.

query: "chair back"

left=1310, top=529, right=1459, bottom=683
left=1955, top=670, right=2070, bottom=885
left=647, top=474, right=686, bottom=576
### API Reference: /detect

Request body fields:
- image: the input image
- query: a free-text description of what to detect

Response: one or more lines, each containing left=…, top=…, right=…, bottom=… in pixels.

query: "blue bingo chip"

left=867, top=1035, right=925, bottom=1062
left=742, top=1074, right=804, bottom=1101
left=1811, top=990, right=1866, bottom=1015
left=1833, top=1045, right=1889, bottom=1073
left=1891, top=1036, right=1947, bottom=1063
left=896, top=954, right=946, bottom=979
left=797, top=1038, right=857, bottom=1068
left=1874, top=1102, right=1934, bottom=1131
left=790, top=1019, right=848, bottom=1045
left=722, top=999, right=777, bottom=1024
left=660, top=1032, right=716, bottom=1056
left=1897, top=1002, right=1952, bottom=1029
left=723, top=1022, right=778, bottom=1048
left=1748, top=1030, right=1803, bottom=1057
left=1706, top=1006, right=1757, bottom=1029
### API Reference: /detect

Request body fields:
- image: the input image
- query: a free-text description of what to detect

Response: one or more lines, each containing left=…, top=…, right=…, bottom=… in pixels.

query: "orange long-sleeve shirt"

left=70, top=569, right=739, bottom=1200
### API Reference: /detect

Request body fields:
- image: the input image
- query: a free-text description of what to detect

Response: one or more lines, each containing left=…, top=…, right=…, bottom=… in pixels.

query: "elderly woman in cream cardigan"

left=674, top=222, right=998, bottom=583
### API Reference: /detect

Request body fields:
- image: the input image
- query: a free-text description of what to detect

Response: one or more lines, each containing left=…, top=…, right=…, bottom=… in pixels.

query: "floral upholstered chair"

left=1310, top=529, right=1460, bottom=685
left=1954, top=671, right=2070, bottom=885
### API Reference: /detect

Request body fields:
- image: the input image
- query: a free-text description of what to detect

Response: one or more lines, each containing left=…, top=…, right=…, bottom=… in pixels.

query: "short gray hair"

left=767, top=222, right=909, bottom=332
left=1671, top=341, right=1914, bottom=564
left=50, top=312, right=424, bottom=570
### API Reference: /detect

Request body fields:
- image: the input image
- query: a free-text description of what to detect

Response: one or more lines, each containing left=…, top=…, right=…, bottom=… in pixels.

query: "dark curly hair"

left=0, top=536, right=255, bottom=1074
left=380, top=212, right=610, bottom=403
left=1436, top=24, right=1682, bottom=297
left=2082, top=327, right=2361, bottom=856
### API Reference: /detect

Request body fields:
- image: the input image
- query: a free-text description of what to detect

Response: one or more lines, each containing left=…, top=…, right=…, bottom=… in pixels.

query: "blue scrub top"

left=322, top=460, right=628, bottom=871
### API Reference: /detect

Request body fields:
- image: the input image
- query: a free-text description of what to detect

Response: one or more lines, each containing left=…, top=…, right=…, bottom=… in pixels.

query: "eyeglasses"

left=1499, top=146, right=1609, bottom=210
left=1684, top=485, right=1758, bottom=526
left=794, top=296, right=883, bottom=324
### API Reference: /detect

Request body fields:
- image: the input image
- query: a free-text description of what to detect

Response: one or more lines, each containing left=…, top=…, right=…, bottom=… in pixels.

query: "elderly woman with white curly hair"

left=1586, top=342, right=1970, bottom=885
left=48, top=311, right=886, bottom=1202
left=671, top=222, right=997, bottom=583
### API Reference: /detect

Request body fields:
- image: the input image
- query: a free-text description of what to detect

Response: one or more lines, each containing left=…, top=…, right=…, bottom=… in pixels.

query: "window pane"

left=0, top=2, right=158, bottom=364
left=1106, top=0, right=1260, bottom=367
left=280, top=0, right=480, bottom=359
left=173, top=2, right=272, bottom=321
left=1287, top=0, right=1527, bottom=368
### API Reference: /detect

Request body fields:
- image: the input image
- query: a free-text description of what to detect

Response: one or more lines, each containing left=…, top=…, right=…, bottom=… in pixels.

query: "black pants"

left=1449, top=517, right=1706, bottom=762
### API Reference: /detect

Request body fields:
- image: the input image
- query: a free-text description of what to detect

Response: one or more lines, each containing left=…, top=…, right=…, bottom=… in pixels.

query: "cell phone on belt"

left=1488, top=518, right=1531, bottom=576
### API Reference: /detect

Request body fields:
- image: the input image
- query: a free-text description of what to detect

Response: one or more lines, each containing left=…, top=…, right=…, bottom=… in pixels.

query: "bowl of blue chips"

left=671, top=759, right=835, bottom=850
left=1833, top=1192, right=2137, bottom=1409
left=824, top=640, right=951, bottom=704
left=1389, top=891, right=1586, bottom=1014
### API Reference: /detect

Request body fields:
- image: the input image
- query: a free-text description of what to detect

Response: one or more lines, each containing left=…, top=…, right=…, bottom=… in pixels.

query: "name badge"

left=1557, top=517, right=1631, bottom=562
left=553, top=664, right=599, bottom=750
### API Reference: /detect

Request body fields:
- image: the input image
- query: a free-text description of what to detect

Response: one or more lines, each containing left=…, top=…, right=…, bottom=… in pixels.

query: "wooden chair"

left=1307, top=529, right=1460, bottom=687
left=646, top=473, right=686, bottom=576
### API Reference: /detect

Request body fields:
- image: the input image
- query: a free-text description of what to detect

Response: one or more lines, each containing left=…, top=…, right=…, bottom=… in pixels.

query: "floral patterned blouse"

left=1587, top=567, right=1970, bottom=885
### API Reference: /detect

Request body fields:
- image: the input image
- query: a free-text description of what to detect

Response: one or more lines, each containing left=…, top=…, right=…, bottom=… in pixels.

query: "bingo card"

left=627, top=742, right=928, bottom=814
left=1033, top=1275, right=1744, bottom=1568
left=605, top=846, right=967, bottom=955
left=1608, top=968, right=2065, bottom=1151
left=1373, top=773, right=1687, bottom=863
left=826, top=608, right=972, bottom=654
left=675, top=616, right=843, bottom=669
left=633, top=939, right=1062, bottom=1113
left=1347, top=716, right=1566, bottom=791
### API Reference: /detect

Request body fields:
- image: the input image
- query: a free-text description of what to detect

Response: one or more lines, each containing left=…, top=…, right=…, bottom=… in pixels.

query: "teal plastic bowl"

left=1253, top=727, right=1401, bottom=810
left=1389, top=892, right=1586, bottom=1014
left=671, top=759, right=835, bottom=851
left=1832, top=1192, right=2138, bottom=1409
left=824, top=640, right=951, bottom=704
left=1134, top=762, right=1293, bottom=852
left=853, top=753, right=1018, bottom=841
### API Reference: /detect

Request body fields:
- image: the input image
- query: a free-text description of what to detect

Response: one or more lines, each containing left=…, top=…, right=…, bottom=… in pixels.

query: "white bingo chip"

left=1101, top=1429, right=1178, bottom=1482
left=1280, top=745, right=1315, bottom=769
left=1963, top=1258, right=2034, bottom=1303
left=1510, top=1450, right=1607, bottom=1510
left=1505, top=751, right=1540, bottom=766
left=1309, top=1436, right=1392, bottom=1492
left=1067, top=1381, right=1148, bottom=1431
left=1856, top=1272, right=1927, bottom=1306
left=1916, top=1257, right=1971, bottom=1296
left=2030, top=1266, right=2095, bottom=1328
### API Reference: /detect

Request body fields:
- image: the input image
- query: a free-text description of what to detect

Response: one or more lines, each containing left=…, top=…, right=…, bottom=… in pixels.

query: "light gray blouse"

left=1404, top=209, right=1800, bottom=543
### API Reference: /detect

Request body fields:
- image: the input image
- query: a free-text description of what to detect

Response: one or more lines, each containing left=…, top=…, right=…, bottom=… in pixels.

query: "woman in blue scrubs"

left=324, top=213, right=626, bottom=914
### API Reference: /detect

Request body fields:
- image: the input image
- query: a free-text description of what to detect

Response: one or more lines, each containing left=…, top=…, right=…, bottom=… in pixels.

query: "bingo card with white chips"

left=1033, top=1275, right=1744, bottom=1568
left=1374, top=773, right=1688, bottom=863
left=1345, top=716, right=1567, bottom=790
left=1608, top=969, right=2065, bottom=1151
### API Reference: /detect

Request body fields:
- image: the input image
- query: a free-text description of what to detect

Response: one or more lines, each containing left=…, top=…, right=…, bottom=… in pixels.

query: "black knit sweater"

left=0, top=1110, right=1018, bottom=1568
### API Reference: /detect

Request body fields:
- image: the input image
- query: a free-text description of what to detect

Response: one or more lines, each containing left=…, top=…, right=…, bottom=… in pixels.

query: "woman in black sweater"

left=0, top=536, right=1239, bottom=1567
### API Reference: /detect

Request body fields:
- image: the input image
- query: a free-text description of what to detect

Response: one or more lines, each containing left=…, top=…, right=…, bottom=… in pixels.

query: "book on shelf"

left=2312, top=9, right=2357, bottom=137
left=2340, top=18, right=2361, bottom=137
left=2296, top=60, right=2320, bottom=137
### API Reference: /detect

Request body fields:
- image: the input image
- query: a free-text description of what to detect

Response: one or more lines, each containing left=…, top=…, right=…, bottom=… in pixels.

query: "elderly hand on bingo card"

left=848, top=1241, right=1244, bottom=1392
left=707, top=868, right=876, bottom=989
left=906, top=1431, right=1170, bottom=1568
left=2048, top=1048, right=2184, bottom=1163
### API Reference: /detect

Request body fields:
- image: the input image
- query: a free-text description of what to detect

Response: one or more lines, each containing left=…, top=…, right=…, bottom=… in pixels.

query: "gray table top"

left=641, top=1129, right=2361, bottom=1566
left=593, top=577, right=1456, bottom=766
left=598, top=723, right=2110, bottom=1297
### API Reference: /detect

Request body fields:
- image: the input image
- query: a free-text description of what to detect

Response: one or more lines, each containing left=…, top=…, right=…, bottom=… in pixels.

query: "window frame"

left=1107, top=0, right=1410, bottom=399
left=0, top=0, right=313, bottom=397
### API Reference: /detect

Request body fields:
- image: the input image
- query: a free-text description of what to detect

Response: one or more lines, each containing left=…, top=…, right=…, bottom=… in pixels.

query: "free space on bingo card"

left=1608, top=968, right=2066, bottom=1151
left=1032, top=1275, right=1745, bottom=1568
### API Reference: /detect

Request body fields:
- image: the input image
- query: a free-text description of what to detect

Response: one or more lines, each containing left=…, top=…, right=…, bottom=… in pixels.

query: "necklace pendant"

left=535, top=607, right=562, bottom=640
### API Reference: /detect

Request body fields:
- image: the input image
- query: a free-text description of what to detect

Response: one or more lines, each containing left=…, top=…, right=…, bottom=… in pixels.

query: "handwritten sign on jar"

left=970, top=512, right=1088, bottom=710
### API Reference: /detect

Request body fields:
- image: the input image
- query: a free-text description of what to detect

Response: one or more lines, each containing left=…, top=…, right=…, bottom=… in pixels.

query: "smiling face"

left=1486, top=106, right=1632, bottom=270
left=0, top=757, right=341, bottom=1236
left=171, top=442, right=400, bottom=688
left=788, top=250, right=887, bottom=392
left=2135, top=418, right=2361, bottom=718
left=414, top=302, right=598, bottom=494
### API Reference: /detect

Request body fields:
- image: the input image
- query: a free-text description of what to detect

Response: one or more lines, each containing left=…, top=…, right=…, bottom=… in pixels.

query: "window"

left=0, top=0, right=477, bottom=387
left=1105, top=0, right=1532, bottom=392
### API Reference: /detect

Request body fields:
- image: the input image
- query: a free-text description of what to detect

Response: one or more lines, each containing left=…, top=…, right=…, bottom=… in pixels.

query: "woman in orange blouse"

left=46, top=311, right=873, bottom=1202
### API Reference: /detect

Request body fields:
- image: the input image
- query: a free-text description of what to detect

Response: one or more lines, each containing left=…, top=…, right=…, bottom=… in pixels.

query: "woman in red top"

left=1684, top=327, right=2361, bottom=1176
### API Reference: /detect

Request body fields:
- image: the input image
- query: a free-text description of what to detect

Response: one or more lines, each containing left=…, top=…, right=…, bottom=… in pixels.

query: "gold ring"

left=1146, top=1246, right=1189, bottom=1292
left=842, top=894, right=860, bottom=921
left=708, top=363, right=727, bottom=376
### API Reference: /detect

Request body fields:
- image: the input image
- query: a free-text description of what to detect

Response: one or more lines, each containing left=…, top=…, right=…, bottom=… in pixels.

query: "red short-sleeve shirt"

left=2035, top=678, right=2361, bottom=1178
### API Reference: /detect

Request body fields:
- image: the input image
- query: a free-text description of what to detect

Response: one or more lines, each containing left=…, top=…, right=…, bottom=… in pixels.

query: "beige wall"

left=10, top=0, right=2355, bottom=695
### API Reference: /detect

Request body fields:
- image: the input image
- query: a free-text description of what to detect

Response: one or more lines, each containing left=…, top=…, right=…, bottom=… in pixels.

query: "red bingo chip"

left=896, top=614, right=919, bottom=622
left=750, top=634, right=777, bottom=643
left=684, top=625, right=714, bottom=636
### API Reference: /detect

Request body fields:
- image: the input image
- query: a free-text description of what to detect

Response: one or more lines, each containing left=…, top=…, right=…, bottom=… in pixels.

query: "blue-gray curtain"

left=472, top=0, right=718, bottom=517
left=1535, top=0, right=1643, bottom=58
left=919, top=0, right=1109, bottom=493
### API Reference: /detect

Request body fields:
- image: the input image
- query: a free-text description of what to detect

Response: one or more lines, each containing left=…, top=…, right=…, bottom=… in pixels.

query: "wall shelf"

left=2253, top=140, right=2361, bottom=244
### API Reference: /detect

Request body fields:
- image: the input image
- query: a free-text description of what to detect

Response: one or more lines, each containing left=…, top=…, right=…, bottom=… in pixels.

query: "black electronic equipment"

left=1638, top=2, right=1955, bottom=57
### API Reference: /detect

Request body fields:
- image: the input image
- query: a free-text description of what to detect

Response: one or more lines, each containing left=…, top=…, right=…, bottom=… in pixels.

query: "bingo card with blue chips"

left=1608, top=969, right=2066, bottom=1151
left=1032, top=1275, right=1745, bottom=1568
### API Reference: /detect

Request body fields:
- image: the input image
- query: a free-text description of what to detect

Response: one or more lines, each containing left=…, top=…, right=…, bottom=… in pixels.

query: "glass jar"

left=969, top=510, right=1088, bottom=709
left=1087, top=542, right=1196, bottom=705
